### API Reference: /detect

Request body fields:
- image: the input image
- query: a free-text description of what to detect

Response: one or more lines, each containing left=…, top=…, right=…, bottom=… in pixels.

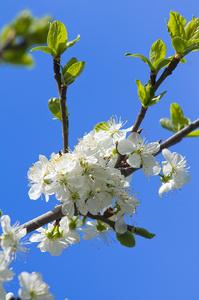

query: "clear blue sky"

left=1, top=1, right=199, bottom=299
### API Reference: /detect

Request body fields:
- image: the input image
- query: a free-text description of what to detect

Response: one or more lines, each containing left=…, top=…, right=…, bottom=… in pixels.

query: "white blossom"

left=0, top=215, right=27, bottom=260
left=81, top=220, right=114, bottom=245
left=28, top=155, right=51, bottom=202
left=0, top=251, right=14, bottom=300
left=18, top=271, right=54, bottom=300
left=29, top=223, right=68, bottom=256
left=117, top=132, right=161, bottom=178
left=159, top=149, right=191, bottom=197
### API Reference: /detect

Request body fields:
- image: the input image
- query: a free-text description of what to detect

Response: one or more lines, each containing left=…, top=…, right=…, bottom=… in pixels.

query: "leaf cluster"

left=126, top=39, right=175, bottom=75
left=160, top=103, right=199, bottom=137
left=31, top=21, right=80, bottom=59
left=166, top=11, right=199, bottom=57
left=0, top=10, right=52, bottom=67
left=135, top=79, right=166, bottom=107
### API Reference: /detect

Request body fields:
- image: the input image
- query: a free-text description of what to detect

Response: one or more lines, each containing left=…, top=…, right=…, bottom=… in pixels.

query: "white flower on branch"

left=117, top=132, right=161, bottom=178
left=18, top=271, right=54, bottom=300
left=159, top=149, right=191, bottom=197
left=29, top=223, right=68, bottom=256
left=0, top=251, right=14, bottom=300
left=0, top=215, right=27, bottom=260
left=80, top=220, right=114, bottom=245
left=28, top=155, right=51, bottom=202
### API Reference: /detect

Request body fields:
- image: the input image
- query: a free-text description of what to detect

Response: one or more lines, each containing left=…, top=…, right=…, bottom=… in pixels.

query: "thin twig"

left=152, top=56, right=181, bottom=92
left=53, top=59, right=69, bottom=153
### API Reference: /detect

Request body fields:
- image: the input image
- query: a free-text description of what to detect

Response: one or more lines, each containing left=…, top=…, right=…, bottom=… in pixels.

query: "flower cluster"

left=27, top=118, right=191, bottom=243
left=0, top=215, right=54, bottom=299
left=28, top=118, right=139, bottom=234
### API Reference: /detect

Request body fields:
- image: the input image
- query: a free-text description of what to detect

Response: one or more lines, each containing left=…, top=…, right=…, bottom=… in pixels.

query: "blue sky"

left=1, top=1, right=199, bottom=299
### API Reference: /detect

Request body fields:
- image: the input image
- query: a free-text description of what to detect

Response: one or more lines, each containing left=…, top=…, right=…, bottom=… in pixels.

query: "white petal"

left=127, top=153, right=141, bottom=168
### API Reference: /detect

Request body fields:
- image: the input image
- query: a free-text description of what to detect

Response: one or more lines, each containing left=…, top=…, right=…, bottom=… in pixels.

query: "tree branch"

left=121, top=118, right=199, bottom=177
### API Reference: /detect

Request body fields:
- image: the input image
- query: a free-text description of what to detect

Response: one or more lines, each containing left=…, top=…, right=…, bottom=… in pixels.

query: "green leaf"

left=187, top=130, right=199, bottom=137
left=11, top=53, right=34, bottom=67
left=166, top=11, right=186, bottom=39
left=183, top=42, right=199, bottom=56
left=135, top=79, right=146, bottom=105
left=160, top=103, right=197, bottom=138
left=62, top=57, right=78, bottom=74
left=125, top=53, right=154, bottom=70
left=185, top=16, right=199, bottom=41
left=159, top=118, right=175, bottom=132
left=116, top=231, right=136, bottom=247
left=150, top=39, right=166, bottom=65
left=153, top=57, right=173, bottom=70
left=0, top=210, right=3, bottom=217
left=67, top=35, right=80, bottom=48
left=149, top=91, right=167, bottom=107
left=47, top=21, right=67, bottom=57
left=28, top=16, right=52, bottom=44
left=30, top=46, right=53, bottom=54
left=62, top=61, right=85, bottom=86
left=134, top=227, right=156, bottom=239
left=48, top=97, right=69, bottom=120
left=94, top=122, right=109, bottom=132
left=13, top=10, right=33, bottom=36
left=170, top=103, right=191, bottom=131
left=172, top=37, right=186, bottom=54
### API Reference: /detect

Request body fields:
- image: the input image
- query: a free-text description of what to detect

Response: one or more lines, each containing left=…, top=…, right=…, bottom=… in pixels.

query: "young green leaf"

left=30, top=46, right=53, bottom=54
left=47, top=21, right=68, bottom=57
left=160, top=103, right=198, bottom=138
left=67, top=35, right=80, bottom=48
left=116, top=231, right=136, bottom=247
left=62, top=60, right=85, bottom=86
left=135, top=79, right=146, bottom=106
left=170, top=103, right=191, bottom=131
left=187, top=130, right=199, bottom=137
left=166, top=11, right=199, bottom=56
left=159, top=118, right=175, bottom=132
left=48, top=97, right=69, bottom=120
left=150, top=39, right=166, bottom=65
left=125, top=53, right=154, bottom=70
left=166, top=11, right=186, bottom=39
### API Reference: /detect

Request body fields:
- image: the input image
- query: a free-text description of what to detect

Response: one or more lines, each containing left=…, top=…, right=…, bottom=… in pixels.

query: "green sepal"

left=61, top=58, right=85, bottom=86
left=135, top=79, right=166, bottom=107
left=47, top=21, right=68, bottom=57
left=0, top=210, right=3, bottom=217
left=133, top=227, right=156, bottom=239
left=30, top=46, right=53, bottom=54
left=48, top=97, right=69, bottom=121
left=116, top=231, right=136, bottom=248
left=94, top=121, right=109, bottom=132
left=160, top=102, right=199, bottom=137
